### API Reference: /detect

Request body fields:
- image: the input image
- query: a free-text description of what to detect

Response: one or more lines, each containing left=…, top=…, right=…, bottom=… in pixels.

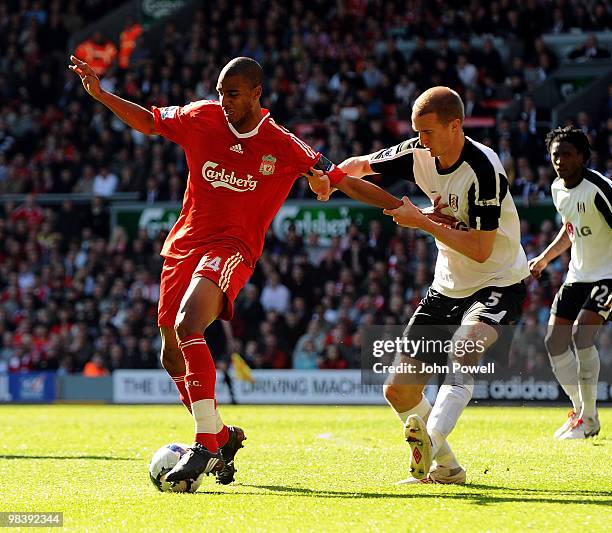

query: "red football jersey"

left=152, top=101, right=325, bottom=265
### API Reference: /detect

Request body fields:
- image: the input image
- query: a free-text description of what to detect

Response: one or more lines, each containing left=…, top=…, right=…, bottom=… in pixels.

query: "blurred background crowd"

left=1, top=0, right=611, bottom=376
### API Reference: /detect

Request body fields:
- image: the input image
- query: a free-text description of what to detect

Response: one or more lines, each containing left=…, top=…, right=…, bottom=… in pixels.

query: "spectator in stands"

left=548, top=8, right=567, bottom=34
left=118, top=18, right=143, bottom=70
left=1, top=0, right=611, bottom=378
left=11, top=194, right=44, bottom=230
left=74, top=30, right=117, bottom=76
left=462, top=88, right=484, bottom=118
left=292, top=339, right=319, bottom=370
left=456, top=54, right=478, bottom=90
left=592, top=3, right=612, bottom=31
left=83, top=353, right=109, bottom=376
left=294, top=320, right=326, bottom=355
left=73, top=165, right=96, bottom=194
left=410, top=35, right=437, bottom=77
left=260, top=271, right=291, bottom=313
left=261, top=333, right=289, bottom=369
left=568, top=34, right=611, bottom=61
left=318, top=344, right=348, bottom=369
left=92, top=167, right=118, bottom=197
left=481, top=38, right=505, bottom=83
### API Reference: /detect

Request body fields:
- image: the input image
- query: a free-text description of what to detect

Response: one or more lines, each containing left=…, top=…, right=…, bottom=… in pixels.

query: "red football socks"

left=170, top=374, right=191, bottom=413
left=216, top=424, right=229, bottom=448
left=180, top=334, right=218, bottom=453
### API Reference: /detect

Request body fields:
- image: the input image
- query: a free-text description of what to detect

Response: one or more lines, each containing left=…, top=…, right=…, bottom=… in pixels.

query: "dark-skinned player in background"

left=529, top=127, right=612, bottom=440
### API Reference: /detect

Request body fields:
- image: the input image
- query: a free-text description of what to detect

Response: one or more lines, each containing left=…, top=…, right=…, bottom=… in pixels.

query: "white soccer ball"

left=148, top=443, right=205, bottom=493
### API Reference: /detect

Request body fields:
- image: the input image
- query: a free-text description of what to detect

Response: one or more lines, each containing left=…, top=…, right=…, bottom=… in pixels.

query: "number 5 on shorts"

left=486, top=291, right=502, bottom=307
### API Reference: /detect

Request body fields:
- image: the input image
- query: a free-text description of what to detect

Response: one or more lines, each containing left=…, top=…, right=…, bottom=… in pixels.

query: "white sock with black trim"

left=549, top=348, right=581, bottom=413
left=576, top=345, right=600, bottom=419
left=427, top=379, right=474, bottom=458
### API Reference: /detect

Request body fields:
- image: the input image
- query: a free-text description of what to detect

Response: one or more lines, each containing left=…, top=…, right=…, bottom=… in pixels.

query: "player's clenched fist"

left=384, top=196, right=424, bottom=228
left=304, top=167, right=334, bottom=201
left=421, top=195, right=457, bottom=227
left=528, top=255, right=549, bottom=279
left=68, top=55, right=102, bottom=99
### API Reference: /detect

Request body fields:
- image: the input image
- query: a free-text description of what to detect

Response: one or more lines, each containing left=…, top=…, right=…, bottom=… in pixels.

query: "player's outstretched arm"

left=305, top=169, right=401, bottom=210
left=314, top=155, right=376, bottom=201
left=528, top=225, right=571, bottom=279
left=69, top=55, right=155, bottom=135
left=384, top=197, right=496, bottom=263
left=335, top=175, right=403, bottom=210
left=338, top=155, right=375, bottom=178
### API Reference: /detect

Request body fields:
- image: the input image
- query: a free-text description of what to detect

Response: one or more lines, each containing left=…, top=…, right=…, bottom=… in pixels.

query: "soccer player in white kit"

left=529, top=126, right=612, bottom=439
left=329, top=87, right=530, bottom=483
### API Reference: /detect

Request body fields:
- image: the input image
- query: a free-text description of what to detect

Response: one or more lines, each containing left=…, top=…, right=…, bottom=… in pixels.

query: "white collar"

left=227, top=111, right=270, bottom=139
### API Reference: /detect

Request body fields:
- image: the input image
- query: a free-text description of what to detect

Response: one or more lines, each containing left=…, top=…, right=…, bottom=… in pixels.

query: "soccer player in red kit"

left=69, top=54, right=401, bottom=484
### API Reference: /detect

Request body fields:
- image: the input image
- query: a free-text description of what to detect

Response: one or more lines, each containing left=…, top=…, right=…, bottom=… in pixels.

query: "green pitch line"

left=0, top=405, right=610, bottom=532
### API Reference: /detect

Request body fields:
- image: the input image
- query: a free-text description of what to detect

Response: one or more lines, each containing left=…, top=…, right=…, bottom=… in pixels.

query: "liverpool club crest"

left=260, top=154, right=276, bottom=175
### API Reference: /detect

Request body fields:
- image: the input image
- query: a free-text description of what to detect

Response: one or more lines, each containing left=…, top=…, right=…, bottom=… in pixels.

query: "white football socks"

left=576, top=345, right=600, bottom=419
left=548, top=348, right=581, bottom=413
left=395, top=396, right=431, bottom=425
left=427, top=379, right=474, bottom=457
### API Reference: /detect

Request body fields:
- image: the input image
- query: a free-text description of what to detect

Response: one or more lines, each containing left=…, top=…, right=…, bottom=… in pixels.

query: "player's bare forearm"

left=336, top=176, right=402, bottom=210
left=97, top=90, right=156, bottom=135
left=338, top=155, right=374, bottom=178
left=540, top=225, right=571, bottom=262
left=419, top=216, right=496, bottom=263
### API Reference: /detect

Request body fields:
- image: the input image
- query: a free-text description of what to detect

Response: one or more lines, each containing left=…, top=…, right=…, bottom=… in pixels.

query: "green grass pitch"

left=0, top=404, right=611, bottom=532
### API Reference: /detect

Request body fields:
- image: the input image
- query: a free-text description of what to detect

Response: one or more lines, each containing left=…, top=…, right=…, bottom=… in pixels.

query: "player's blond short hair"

left=413, top=86, right=465, bottom=125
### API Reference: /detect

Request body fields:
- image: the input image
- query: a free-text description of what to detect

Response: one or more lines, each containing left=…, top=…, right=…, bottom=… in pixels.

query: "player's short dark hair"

left=413, top=86, right=464, bottom=125
left=545, top=126, right=591, bottom=162
left=221, top=57, right=263, bottom=88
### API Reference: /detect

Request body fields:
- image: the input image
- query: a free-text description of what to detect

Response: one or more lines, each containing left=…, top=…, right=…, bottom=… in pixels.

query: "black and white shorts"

left=402, top=282, right=527, bottom=365
left=551, top=279, right=612, bottom=322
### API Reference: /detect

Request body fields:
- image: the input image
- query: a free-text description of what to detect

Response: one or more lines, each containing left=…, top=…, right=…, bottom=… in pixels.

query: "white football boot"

left=429, top=465, right=467, bottom=484
left=405, top=414, right=433, bottom=480
left=396, top=464, right=467, bottom=485
left=554, top=410, right=578, bottom=439
left=558, top=415, right=600, bottom=440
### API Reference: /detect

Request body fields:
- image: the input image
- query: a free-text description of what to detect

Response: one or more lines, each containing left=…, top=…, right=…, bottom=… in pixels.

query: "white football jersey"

left=550, top=169, right=612, bottom=283
left=369, top=136, right=529, bottom=298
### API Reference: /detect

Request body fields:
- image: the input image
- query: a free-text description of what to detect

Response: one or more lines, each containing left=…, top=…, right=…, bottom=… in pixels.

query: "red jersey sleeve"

left=151, top=105, right=190, bottom=146
left=281, top=127, right=346, bottom=185
left=282, top=128, right=320, bottom=172
left=151, top=100, right=216, bottom=147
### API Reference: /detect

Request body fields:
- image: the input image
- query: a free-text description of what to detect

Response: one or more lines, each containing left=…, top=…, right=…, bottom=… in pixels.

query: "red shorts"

left=158, top=248, right=253, bottom=327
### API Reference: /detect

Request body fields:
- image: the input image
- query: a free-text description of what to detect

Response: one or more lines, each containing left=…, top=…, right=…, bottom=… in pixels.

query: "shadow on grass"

left=0, top=454, right=138, bottom=461
left=234, top=484, right=612, bottom=506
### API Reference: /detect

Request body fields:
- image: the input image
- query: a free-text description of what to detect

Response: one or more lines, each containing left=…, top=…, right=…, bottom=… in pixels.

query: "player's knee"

left=450, top=333, right=483, bottom=367
left=544, top=329, right=570, bottom=355
left=174, top=317, right=199, bottom=342
left=383, top=384, right=402, bottom=407
left=571, top=326, right=596, bottom=351
left=383, top=384, right=420, bottom=410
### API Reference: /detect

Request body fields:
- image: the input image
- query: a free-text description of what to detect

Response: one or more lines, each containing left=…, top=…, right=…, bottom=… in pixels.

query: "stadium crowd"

left=0, top=193, right=611, bottom=376
left=1, top=0, right=611, bottom=375
left=2, top=0, right=612, bottom=199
